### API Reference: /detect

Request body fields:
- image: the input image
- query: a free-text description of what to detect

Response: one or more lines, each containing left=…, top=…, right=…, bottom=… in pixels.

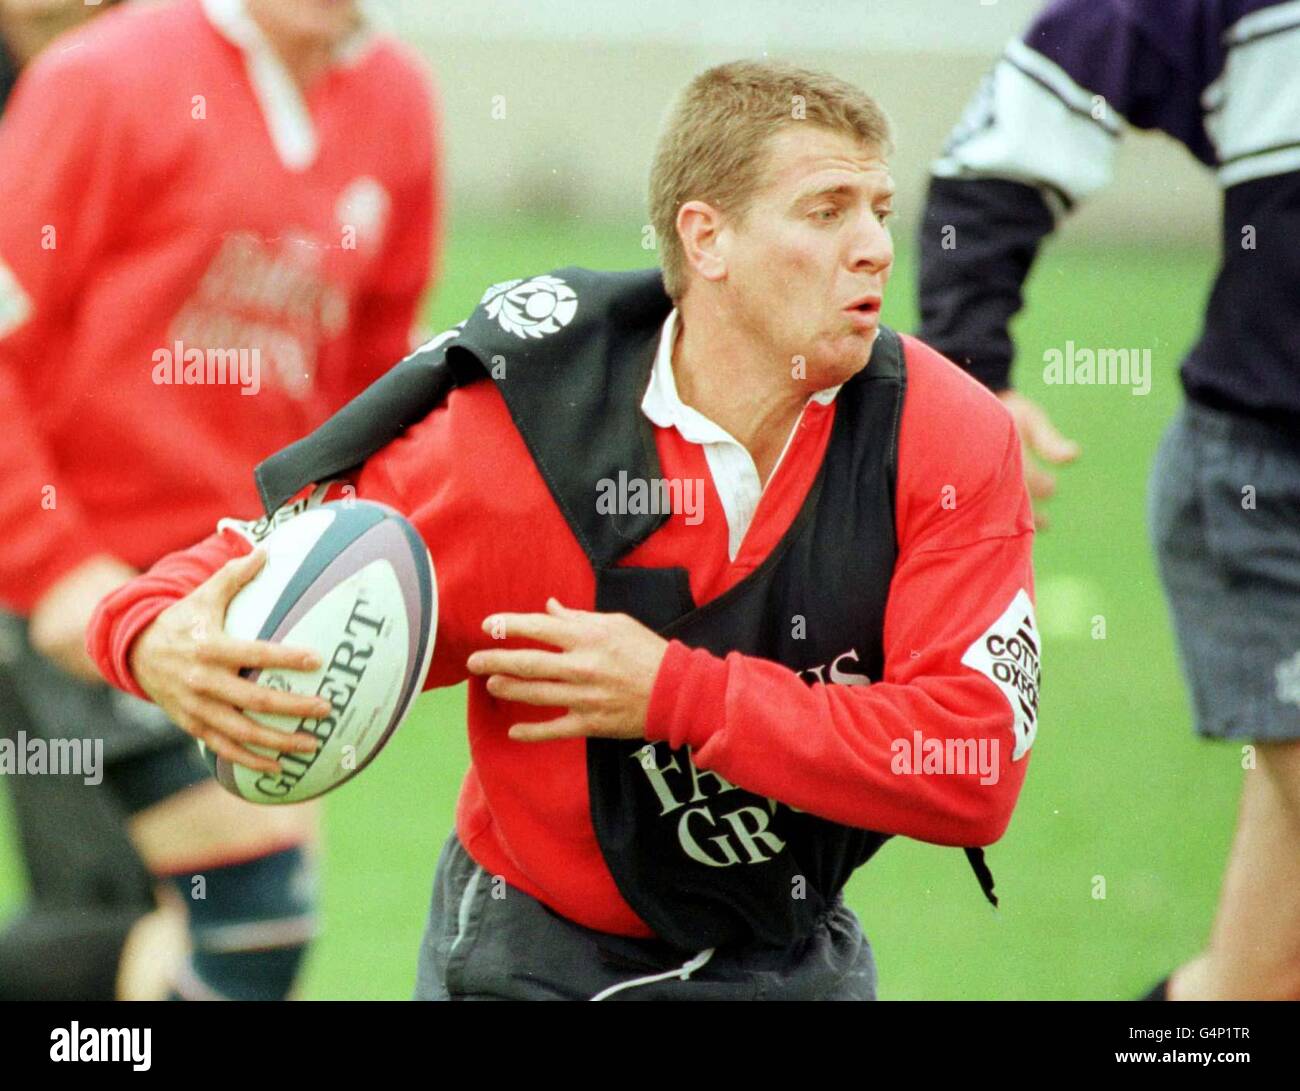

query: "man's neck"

left=672, top=301, right=814, bottom=487
left=245, top=6, right=342, bottom=91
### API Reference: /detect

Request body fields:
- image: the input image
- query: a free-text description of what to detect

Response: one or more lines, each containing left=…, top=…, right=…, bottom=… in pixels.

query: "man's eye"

left=875, top=208, right=894, bottom=225
left=813, top=207, right=840, bottom=222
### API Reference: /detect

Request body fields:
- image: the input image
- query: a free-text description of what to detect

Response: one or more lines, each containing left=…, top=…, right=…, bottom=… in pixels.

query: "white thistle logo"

left=1276, top=651, right=1300, bottom=708
left=480, top=275, right=578, bottom=340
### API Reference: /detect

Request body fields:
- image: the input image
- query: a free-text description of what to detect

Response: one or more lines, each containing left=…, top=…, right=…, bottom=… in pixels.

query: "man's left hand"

left=466, top=598, right=669, bottom=742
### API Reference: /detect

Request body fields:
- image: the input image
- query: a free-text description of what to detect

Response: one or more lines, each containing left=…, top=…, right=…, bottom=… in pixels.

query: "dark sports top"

left=920, top=0, right=1300, bottom=433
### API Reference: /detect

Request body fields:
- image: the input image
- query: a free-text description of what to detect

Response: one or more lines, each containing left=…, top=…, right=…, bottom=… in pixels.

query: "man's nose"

left=848, top=212, right=893, bottom=273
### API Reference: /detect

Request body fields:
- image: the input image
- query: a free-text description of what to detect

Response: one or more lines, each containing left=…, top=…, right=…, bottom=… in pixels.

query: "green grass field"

left=0, top=214, right=1233, bottom=999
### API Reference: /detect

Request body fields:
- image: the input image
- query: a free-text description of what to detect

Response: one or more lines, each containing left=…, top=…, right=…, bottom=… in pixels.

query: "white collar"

left=641, top=309, right=842, bottom=561
left=200, top=0, right=380, bottom=171
left=641, top=308, right=843, bottom=440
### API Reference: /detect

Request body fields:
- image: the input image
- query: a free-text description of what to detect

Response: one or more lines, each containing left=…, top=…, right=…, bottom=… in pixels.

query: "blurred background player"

left=0, top=0, right=162, bottom=1003
left=0, top=0, right=440, bottom=998
left=918, top=0, right=1300, bottom=999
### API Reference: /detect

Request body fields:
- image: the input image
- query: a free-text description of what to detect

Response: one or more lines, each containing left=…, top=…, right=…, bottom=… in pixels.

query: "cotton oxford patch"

left=481, top=274, right=578, bottom=340
left=961, top=588, right=1041, bottom=760
left=0, top=255, right=32, bottom=339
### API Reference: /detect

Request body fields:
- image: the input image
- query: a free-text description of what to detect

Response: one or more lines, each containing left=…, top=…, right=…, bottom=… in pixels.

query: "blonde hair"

left=649, top=60, right=893, bottom=300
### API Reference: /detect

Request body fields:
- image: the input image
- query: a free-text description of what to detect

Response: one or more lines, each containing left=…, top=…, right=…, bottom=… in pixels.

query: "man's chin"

left=833, top=331, right=878, bottom=374
left=805, top=346, right=873, bottom=392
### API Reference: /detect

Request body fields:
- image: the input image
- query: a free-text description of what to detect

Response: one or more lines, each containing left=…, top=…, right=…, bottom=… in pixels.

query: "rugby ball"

left=207, top=500, right=436, bottom=805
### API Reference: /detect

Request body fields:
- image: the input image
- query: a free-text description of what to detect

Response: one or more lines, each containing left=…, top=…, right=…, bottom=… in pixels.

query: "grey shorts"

left=1149, top=400, right=1300, bottom=742
left=413, top=831, right=878, bottom=1001
left=0, top=612, right=208, bottom=808
left=0, top=612, right=210, bottom=907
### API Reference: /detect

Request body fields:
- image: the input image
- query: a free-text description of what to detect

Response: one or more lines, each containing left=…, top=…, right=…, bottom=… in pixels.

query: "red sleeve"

left=325, top=67, right=441, bottom=407
left=87, top=480, right=362, bottom=696
left=0, top=49, right=134, bottom=612
left=88, top=528, right=252, bottom=699
left=643, top=338, right=1038, bottom=847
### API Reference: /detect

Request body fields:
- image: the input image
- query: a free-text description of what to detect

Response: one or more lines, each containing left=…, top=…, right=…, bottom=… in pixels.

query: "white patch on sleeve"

left=961, top=588, right=1041, bottom=760
left=0, top=255, right=33, bottom=339
left=1206, top=10, right=1300, bottom=187
left=217, top=481, right=338, bottom=546
left=932, top=39, right=1121, bottom=205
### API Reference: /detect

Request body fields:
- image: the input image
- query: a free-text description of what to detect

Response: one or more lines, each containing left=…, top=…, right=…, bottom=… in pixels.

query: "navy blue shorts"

left=1149, top=401, right=1300, bottom=742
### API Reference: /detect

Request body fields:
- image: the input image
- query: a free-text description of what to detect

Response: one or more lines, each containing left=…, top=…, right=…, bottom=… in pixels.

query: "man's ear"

left=676, top=200, right=728, bottom=285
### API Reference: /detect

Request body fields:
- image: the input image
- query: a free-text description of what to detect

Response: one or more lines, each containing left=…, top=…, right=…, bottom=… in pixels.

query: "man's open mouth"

left=845, top=295, right=882, bottom=315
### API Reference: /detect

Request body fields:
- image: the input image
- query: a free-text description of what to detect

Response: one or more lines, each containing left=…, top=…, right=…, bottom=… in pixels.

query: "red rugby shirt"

left=0, top=0, right=439, bottom=613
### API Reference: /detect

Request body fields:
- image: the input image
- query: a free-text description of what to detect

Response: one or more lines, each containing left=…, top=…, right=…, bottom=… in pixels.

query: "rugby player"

left=0, top=0, right=440, bottom=998
left=0, top=0, right=166, bottom=1002
left=917, top=0, right=1300, bottom=999
left=91, top=60, right=1038, bottom=1000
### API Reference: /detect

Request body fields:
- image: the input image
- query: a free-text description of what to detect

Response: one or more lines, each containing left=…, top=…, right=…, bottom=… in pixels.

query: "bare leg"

left=121, top=783, right=319, bottom=997
left=129, top=779, right=317, bottom=875
left=115, top=892, right=188, bottom=1001
left=1170, top=741, right=1300, bottom=1000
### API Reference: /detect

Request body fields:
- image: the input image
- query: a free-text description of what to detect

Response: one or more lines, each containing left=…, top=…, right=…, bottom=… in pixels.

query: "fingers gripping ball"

left=209, top=501, right=436, bottom=804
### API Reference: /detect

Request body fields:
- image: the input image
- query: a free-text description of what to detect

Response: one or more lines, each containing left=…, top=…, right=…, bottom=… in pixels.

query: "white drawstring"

left=588, top=947, right=716, bottom=1001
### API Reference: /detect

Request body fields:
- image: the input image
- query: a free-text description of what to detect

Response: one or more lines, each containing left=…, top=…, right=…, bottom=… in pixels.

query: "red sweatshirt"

left=89, top=330, right=1037, bottom=938
left=0, top=0, right=439, bottom=613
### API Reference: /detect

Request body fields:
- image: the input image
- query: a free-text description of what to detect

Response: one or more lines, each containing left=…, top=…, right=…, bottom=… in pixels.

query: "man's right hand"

left=997, top=390, right=1080, bottom=529
left=128, top=549, right=332, bottom=774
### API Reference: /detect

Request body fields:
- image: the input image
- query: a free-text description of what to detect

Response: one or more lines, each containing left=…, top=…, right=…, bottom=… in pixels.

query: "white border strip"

left=1224, top=0, right=1300, bottom=46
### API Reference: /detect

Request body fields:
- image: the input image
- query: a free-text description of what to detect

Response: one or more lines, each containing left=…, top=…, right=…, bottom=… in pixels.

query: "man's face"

left=0, top=0, right=88, bottom=17
left=0, top=0, right=106, bottom=63
left=246, top=0, right=360, bottom=46
left=713, top=125, right=895, bottom=389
